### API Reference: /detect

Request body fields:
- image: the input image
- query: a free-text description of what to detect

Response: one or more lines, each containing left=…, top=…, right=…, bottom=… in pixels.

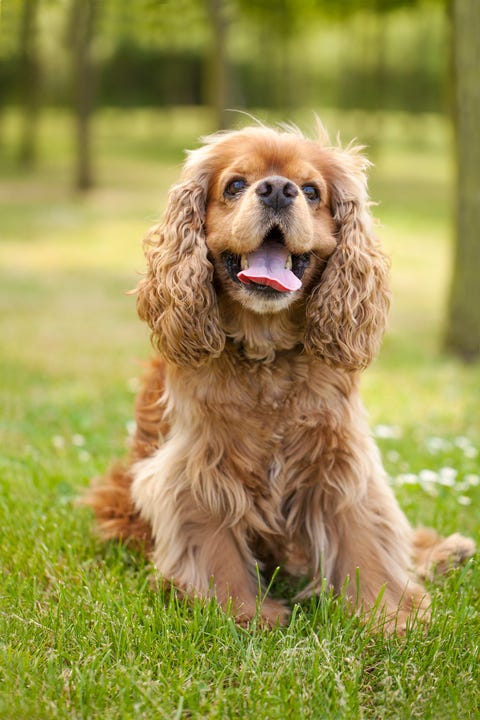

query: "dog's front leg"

left=330, top=481, right=431, bottom=634
left=131, top=448, right=288, bottom=627
left=292, top=458, right=430, bottom=632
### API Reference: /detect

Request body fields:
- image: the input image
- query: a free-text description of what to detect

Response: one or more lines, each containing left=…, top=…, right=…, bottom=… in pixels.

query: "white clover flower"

left=438, top=467, right=458, bottom=486
left=425, top=437, right=452, bottom=454
left=126, top=420, right=137, bottom=437
left=373, top=424, right=402, bottom=440
left=72, top=434, right=85, bottom=447
left=78, top=450, right=91, bottom=463
left=419, top=469, right=439, bottom=484
left=465, top=474, right=480, bottom=487
left=127, top=377, right=141, bottom=393
left=396, top=473, right=418, bottom=485
left=52, top=435, right=65, bottom=450
left=464, top=446, right=478, bottom=459
left=458, top=495, right=472, bottom=506
left=386, top=450, right=401, bottom=463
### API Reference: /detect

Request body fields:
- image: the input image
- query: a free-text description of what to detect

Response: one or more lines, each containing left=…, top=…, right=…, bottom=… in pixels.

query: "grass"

left=1, top=107, right=479, bottom=719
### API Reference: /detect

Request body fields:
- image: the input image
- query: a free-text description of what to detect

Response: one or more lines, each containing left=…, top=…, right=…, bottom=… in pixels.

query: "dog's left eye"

left=225, top=178, right=247, bottom=197
left=302, top=185, right=320, bottom=202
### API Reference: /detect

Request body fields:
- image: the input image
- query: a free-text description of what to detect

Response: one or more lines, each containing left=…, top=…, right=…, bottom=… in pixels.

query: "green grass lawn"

left=1, top=108, right=479, bottom=719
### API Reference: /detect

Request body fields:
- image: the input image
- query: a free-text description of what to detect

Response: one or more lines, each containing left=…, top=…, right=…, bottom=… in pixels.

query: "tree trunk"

left=70, top=0, right=97, bottom=191
left=444, top=0, right=480, bottom=360
left=205, top=0, right=229, bottom=130
left=18, top=0, right=40, bottom=168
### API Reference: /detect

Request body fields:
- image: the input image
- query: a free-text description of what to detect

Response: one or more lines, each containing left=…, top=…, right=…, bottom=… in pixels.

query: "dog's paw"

left=414, top=529, right=476, bottom=580
left=429, top=533, right=476, bottom=577
left=363, top=580, right=431, bottom=636
left=259, top=597, right=290, bottom=628
left=233, top=596, right=289, bottom=628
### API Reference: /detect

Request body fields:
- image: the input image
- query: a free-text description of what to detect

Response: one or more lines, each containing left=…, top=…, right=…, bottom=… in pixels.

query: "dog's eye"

left=302, top=185, right=320, bottom=202
left=225, top=178, right=247, bottom=197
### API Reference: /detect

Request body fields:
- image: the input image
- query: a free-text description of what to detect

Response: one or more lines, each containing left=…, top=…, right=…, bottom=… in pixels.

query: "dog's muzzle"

left=223, top=226, right=310, bottom=294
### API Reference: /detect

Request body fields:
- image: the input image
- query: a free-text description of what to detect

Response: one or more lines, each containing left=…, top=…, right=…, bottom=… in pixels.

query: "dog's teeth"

left=285, top=254, right=293, bottom=270
left=241, top=254, right=249, bottom=270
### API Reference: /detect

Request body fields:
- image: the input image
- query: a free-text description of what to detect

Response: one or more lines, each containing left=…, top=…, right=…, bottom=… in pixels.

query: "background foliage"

left=1, top=0, right=449, bottom=113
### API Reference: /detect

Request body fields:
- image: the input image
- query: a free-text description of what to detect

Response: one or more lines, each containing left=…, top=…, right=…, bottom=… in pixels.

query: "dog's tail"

left=83, top=463, right=153, bottom=552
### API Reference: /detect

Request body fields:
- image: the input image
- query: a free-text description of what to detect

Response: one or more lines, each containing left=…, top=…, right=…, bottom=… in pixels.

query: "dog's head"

left=137, top=124, right=390, bottom=370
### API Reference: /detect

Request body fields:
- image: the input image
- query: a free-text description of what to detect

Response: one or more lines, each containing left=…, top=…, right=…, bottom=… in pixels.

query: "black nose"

left=255, top=175, right=298, bottom=210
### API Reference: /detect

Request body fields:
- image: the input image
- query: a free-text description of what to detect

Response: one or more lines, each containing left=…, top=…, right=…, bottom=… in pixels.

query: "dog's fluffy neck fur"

left=218, top=294, right=307, bottom=363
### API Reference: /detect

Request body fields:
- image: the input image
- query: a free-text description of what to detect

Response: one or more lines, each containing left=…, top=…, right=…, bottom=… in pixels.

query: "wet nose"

left=255, top=176, right=298, bottom=210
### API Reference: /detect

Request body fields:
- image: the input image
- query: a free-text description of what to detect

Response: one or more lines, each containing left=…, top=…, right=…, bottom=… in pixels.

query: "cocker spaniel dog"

left=87, top=123, right=475, bottom=632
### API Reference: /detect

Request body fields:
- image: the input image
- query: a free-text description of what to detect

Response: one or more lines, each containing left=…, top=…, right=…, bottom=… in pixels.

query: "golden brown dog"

left=86, top=123, right=475, bottom=631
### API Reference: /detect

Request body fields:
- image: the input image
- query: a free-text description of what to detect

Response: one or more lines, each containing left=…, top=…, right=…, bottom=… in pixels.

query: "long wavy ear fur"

left=304, top=145, right=390, bottom=371
left=136, top=177, right=225, bottom=367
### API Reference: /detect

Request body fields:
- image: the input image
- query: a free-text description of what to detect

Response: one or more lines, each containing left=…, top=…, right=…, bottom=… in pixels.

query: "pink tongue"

left=237, top=243, right=302, bottom=293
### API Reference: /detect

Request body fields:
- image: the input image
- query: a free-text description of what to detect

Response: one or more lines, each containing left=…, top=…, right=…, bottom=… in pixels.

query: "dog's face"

left=138, top=124, right=390, bottom=370
left=204, top=133, right=337, bottom=313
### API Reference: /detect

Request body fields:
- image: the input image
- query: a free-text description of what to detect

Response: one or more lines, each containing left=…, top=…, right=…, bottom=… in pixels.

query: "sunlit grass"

left=1, top=107, right=479, bottom=719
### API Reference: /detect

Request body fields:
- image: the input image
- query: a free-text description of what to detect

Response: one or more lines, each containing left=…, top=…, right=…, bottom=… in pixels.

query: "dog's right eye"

left=225, top=178, right=247, bottom=197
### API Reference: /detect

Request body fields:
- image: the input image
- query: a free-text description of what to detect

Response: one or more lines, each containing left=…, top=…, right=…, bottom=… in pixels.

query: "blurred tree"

left=17, top=0, right=40, bottom=167
left=238, top=0, right=316, bottom=110
left=69, top=0, right=97, bottom=190
left=445, top=0, right=480, bottom=360
left=205, top=0, right=230, bottom=128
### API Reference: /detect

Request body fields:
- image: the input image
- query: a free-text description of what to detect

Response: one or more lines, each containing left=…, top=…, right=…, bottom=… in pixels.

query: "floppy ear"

left=304, top=146, right=390, bottom=371
left=136, top=178, right=225, bottom=367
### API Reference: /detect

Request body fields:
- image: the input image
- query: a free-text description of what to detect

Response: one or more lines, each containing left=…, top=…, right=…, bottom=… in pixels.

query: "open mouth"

left=223, top=226, right=310, bottom=294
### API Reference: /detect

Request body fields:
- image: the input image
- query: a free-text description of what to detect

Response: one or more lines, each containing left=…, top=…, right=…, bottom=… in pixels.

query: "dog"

left=86, top=123, right=475, bottom=632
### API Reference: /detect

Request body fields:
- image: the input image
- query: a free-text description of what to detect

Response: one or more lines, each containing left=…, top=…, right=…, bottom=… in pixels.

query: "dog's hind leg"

left=412, top=527, right=475, bottom=581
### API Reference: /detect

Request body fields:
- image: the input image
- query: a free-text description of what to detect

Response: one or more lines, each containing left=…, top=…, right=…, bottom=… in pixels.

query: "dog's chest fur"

left=168, top=347, right=354, bottom=450
left=162, top=346, right=360, bottom=562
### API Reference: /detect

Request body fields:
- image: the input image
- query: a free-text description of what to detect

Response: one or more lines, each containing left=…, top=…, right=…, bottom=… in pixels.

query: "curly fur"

left=85, top=124, right=475, bottom=632
left=136, top=182, right=225, bottom=366
left=303, top=144, right=388, bottom=369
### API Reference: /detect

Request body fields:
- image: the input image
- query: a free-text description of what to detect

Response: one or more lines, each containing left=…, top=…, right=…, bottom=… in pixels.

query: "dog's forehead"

left=213, top=132, right=324, bottom=180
